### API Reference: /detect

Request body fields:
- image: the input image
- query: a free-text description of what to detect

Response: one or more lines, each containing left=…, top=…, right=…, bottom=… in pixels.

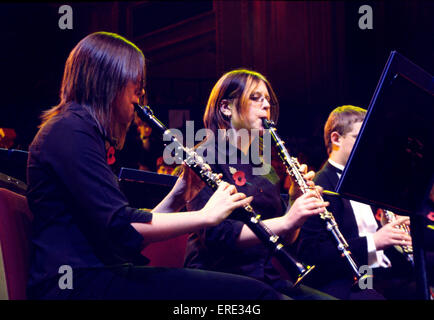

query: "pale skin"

left=329, top=120, right=412, bottom=250
left=113, top=81, right=253, bottom=246
left=133, top=181, right=253, bottom=245
left=155, top=80, right=329, bottom=247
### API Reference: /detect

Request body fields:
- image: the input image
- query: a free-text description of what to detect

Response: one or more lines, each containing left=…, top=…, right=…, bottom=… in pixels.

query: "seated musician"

left=155, top=69, right=335, bottom=300
left=297, top=105, right=419, bottom=300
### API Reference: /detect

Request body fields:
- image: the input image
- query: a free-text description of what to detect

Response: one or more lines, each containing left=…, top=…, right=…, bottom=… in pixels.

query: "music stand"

left=118, top=168, right=178, bottom=209
left=0, top=148, right=29, bottom=183
left=336, top=51, right=434, bottom=299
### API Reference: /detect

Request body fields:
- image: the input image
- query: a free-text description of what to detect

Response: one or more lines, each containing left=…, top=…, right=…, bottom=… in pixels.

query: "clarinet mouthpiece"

left=262, top=119, right=275, bottom=129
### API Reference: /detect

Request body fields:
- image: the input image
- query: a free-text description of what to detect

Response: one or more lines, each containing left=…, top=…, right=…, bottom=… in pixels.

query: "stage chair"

left=0, top=182, right=188, bottom=300
left=0, top=188, right=33, bottom=300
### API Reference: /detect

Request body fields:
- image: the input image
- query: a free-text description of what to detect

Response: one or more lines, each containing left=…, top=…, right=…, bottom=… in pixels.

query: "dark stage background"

left=0, top=0, right=433, bottom=175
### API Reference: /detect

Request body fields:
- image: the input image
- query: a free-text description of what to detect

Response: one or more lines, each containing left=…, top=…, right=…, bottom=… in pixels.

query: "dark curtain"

left=215, top=1, right=346, bottom=106
left=214, top=0, right=433, bottom=169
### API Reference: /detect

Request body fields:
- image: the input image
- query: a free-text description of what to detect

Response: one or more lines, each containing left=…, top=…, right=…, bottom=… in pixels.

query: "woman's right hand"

left=283, top=189, right=329, bottom=230
left=201, top=182, right=253, bottom=226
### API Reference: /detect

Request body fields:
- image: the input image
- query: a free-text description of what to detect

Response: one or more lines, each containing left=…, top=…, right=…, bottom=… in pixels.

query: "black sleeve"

left=186, top=185, right=246, bottom=252
left=203, top=218, right=245, bottom=252
left=42, top=120, right=152, bottom=258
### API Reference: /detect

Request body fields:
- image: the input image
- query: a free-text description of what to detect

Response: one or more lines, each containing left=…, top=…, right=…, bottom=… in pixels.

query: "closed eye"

left=249, top=94, right=271, bottom=103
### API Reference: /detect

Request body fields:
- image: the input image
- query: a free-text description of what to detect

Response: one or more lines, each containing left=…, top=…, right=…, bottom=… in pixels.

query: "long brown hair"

left=203, top=69, right=279, bottom=136
left=40, top=32, right=146, bottom=148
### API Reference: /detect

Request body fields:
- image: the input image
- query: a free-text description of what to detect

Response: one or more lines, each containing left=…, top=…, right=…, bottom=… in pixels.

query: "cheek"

left=247, top=111, right=259, bottom=126
left=125, top=104, right=134, bottom=122
left=344, top=141, right=354, bottom=154
left=115, top=102, right=134, bottom=125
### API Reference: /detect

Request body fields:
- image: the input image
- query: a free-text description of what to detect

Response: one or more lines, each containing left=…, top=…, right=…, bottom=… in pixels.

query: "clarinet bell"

left=293, top=264, right=316, bottom=288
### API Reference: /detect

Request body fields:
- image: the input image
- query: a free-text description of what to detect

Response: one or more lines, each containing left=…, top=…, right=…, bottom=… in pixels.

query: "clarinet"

left=134, top=104, right=315, bottom=287
left=263, top=119, right=364, bottom=283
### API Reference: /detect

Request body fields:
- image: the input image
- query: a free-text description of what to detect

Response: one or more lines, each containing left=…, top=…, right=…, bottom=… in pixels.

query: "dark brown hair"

left=203, top=69, right=279, bottom=136
left=40, top=32, right=146, bottom=148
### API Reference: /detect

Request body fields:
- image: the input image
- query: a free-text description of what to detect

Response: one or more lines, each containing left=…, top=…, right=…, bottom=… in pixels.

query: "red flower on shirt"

left=232, top=171, right=246, bottom=187
left=427, top=212, right=434, bottom=222
left=375, top=209, right=383, bottom=222
left=106, top=146, right=116, bottom=165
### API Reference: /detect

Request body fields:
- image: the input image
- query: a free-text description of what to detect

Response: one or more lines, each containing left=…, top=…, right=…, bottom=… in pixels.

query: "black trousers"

left=27, top=264, right=289, bottom=300
left=372, top=266, right=419, bottom=300
left=314, top=278, right=386, bottom=300
left=271, top=279, right=338, bottom=300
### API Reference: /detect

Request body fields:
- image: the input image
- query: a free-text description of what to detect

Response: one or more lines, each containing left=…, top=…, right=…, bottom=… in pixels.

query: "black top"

left=183, top=140, right=287, bottom=285
left=26, top=102, right=152, bottom=289
left=296, top=161, right=412, bottom=288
